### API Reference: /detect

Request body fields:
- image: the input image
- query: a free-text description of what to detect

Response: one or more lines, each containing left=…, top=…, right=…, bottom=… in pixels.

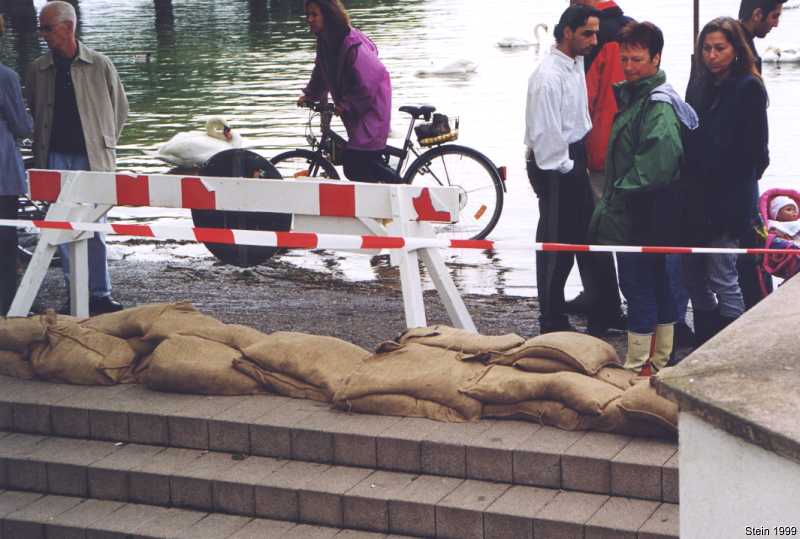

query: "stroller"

left=757, top=188, right=800, bottom=295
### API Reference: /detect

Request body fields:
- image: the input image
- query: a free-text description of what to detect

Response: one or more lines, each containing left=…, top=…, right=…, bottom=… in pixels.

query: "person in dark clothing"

left=683, top=17, right=769, bottom=345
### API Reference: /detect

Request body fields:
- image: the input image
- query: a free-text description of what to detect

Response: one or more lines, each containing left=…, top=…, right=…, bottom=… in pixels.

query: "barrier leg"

left=419, top=247, right=477, bottom=332
left=8, top=236, right=57, bottom=317
left=68, top=239, right=90, bottom=317
left=397, top=249, right=428, bottom=328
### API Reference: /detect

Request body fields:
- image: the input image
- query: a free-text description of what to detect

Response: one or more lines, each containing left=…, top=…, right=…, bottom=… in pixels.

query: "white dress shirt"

left=524, top=46, right=592, bottom=174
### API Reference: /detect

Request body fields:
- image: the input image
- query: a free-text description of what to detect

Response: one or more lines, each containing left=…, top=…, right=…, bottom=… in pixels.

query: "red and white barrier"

left=3, top=217, right=797, bottom=256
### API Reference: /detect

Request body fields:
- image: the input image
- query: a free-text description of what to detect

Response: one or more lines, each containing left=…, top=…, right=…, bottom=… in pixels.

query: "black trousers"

left=527, top=142, right=621, bottom=329
left=0, top=196, right=18, bottom=316
left=342, top=149, right=402, bottom=183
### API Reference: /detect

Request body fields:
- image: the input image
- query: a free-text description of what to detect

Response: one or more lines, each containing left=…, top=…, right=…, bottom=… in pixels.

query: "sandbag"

left=139, top=335, right=263, bottom=396
left=591, top=397, right=676, bottom=439
left=397, top=325, right=524, bottom=355
left=619, top=380, right=679, bottom=432
left=505, top=356, right=580, bottom=374
left=0, top=350, right=35, bottom=380
left=239, top=332, right=369, bottom=401
left=491, top=332, right=620, bottom=375
left=31, top=321, right=136, bottom=385
left=593, top=366, right=637, bottom=390
left=458, top=365, right=622, bottom=416
left=233, top=359, right=327, bottom=401
left=332, top=342, right=484, bottom=422
left=482, top=400, right=591, bottom=431
left=0, top=315, right=49, bottom=352
left=141, top=306, right=228, bottom=342
left=81, top=302, right=197, bottom=339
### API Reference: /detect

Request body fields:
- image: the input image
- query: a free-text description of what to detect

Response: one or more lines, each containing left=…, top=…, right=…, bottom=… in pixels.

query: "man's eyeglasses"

left=37, top=24, right=54, bottom=33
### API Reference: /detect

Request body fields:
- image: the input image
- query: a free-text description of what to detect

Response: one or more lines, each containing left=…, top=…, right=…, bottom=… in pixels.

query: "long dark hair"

left=694, top=17, right=760, bottom=80
left=305, top=0, right=351, bottom=47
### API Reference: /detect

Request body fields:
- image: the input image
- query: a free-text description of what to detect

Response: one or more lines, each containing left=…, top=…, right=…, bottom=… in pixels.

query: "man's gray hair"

left=42, top=1, right=77, bottom=26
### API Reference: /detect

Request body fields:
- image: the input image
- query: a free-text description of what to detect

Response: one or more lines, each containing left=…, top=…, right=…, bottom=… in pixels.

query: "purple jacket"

left=304, top=27, right=391, bottom=151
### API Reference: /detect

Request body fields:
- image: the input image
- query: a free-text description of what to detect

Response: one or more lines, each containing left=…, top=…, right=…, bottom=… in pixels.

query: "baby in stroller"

left=758, top=189, right=800, bottom=291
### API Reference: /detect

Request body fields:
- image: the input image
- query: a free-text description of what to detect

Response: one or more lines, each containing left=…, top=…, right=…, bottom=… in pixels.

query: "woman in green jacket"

left=588, top=22, right=698, bottom=375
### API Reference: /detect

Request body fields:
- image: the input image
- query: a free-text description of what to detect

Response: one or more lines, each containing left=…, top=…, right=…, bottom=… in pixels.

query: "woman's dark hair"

left=738, top=0, right=787, bottom=21
left=305, top=0, right=351, bottom=45
left=618, top=21, right=664, bottom=61
left=694, top=17, right=760, bottom=80
left=554, top=4, right=600, bottom=43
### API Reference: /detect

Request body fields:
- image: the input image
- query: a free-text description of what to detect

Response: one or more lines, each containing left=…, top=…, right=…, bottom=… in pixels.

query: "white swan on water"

left=415, top=59, right=478, bottom=77
left=763, top=46, right=800, bottom=64
left=497, top=23, right=549, bottom=50
left=156, top=117, right=243, bottom=167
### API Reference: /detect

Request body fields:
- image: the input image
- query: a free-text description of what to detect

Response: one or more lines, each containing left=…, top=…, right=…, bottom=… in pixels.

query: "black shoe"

left=564, top=291, right=590, bottom=315
left=89, top=295, right=124, bottom=316
left=586, top=313, right=627, bottom=337
left=674, top=321, right=695, bottom=348
left=539, top=319, right=577, bottom=335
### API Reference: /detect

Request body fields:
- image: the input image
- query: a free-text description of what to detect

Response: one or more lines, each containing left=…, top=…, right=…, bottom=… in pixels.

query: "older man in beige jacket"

left=25, top=1, right=128, bottom=315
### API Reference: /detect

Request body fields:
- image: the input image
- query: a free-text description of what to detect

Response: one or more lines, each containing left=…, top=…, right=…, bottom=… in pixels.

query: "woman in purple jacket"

left=297, top=0, right=396, bottom=183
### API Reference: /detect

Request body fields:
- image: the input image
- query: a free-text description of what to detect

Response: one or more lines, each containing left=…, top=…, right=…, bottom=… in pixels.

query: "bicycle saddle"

left=399, top=105, right=436, bottom=121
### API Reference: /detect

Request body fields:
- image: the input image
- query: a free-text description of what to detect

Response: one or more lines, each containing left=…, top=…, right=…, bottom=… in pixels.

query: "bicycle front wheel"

left=270, top=149, right=340, bottom=180
left=403, top=144, right=503, bottom=240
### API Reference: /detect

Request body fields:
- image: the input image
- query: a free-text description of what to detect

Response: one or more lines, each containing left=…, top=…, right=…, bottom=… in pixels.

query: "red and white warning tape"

left=1, top=218, right=797, bottom=255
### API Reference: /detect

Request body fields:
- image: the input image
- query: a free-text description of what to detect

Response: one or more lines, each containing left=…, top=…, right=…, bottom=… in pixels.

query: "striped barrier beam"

left=3, top=218, right=796, bottom=256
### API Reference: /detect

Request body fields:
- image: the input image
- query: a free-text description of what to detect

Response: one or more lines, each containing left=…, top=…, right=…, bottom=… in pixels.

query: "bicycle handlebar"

left=299, top=100, right=336, bottom=114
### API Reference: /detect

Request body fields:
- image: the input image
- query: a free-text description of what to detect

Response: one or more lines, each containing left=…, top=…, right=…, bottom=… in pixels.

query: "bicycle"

left=270, top=102, right=506, bottom=241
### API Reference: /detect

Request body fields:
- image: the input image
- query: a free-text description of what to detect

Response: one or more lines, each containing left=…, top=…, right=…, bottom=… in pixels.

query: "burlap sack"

left=482, top=400, right=591, bottom=431
left=619, top=380, right=679, bottom=431
left=127, top=337, right=160, bottom=359
left=397, top=325, right=525, bottom=354
left=239, top=332, right=370, bottom=401
left=141, top=307, right=228, bottom=342
left=491, top=332, right=620, bottom=375
left=31, top=321, right=136, bottom=385
left=458, top=365, right=622, bottom=416
left=0, top=315, right=49, bottom=352
left=234, top=359, right=329, bottom=402
left=139, top=335, right=264, bottom=395
left=81, top=302, right=197, bottom=339
left=504, top=356, right=580, bottom=374
left=591, top=397, right=676, bottom=438
left=0, top=350, right=35, bottom=380
left=593, top=366, right=637, bottom=390
left=332, top=342, right=484, bottom=422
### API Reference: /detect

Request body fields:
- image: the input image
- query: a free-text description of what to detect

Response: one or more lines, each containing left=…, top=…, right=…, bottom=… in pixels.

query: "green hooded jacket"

left=588, top=70, right=684, bottom=245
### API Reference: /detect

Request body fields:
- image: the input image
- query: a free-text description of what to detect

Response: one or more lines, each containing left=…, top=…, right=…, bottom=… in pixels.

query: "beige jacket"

left=24, top=42, right=128, bottom=172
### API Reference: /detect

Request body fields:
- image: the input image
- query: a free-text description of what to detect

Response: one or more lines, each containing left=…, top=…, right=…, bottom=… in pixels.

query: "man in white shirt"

left=525, top=4, right=619, bottom=334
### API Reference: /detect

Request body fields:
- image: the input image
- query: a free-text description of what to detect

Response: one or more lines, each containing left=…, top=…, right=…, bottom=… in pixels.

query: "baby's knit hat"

left=769, top=196, right=798, bottom=220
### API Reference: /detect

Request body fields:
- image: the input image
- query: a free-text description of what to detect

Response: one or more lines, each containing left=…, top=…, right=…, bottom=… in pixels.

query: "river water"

left=2, top=0, right=798, bottom=297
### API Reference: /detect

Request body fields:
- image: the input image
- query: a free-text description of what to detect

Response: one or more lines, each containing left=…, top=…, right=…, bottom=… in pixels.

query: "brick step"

left=0, top=431, right=678, bottom=539
left=0, top=488, right=412, bottom=538
left=0, top=377, right=678, bottom=502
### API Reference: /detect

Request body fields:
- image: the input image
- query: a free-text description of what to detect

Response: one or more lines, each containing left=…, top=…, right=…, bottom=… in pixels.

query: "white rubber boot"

left=624, top=331, right=655, bottom=376
left=651, top=323, right=675, bottom=372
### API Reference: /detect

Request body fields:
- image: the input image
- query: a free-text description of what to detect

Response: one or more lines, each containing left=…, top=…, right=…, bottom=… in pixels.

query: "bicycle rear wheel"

left=270, top=149, right=340, bottom=180
left=403, top=144, right=503, bottom=240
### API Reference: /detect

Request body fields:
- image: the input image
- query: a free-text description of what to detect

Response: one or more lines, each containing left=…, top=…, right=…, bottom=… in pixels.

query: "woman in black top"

left=683, top=17, right=769, bottom=344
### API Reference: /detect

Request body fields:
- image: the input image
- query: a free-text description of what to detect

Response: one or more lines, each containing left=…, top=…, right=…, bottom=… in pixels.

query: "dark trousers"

left=342, top=149, right=401, bottom=183
left=527, top=142, right=621, bottom=329
left=618, top=253, right=677, bottom=334
left=738, top=226, right=771, bottom=310
left=0, top=196, right=18, bottom=316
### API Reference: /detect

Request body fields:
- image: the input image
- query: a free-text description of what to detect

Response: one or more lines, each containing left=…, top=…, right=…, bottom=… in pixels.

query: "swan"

left=156, top=116, right=244, bottom=167
left=415, top=59, right=478, bottom=77
left=497, top=23, right=549, bottom=50
left=763, top=47, right=800, bottom=64
left=785, top=1, right=799, bottom=9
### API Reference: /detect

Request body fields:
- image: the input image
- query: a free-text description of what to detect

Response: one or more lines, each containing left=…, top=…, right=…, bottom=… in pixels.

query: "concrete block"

left=281, top=523, right=340, bottom=538
left=334, top=531, right=392, bottom=539
left=465, top=420, right=535, bottom=483
left=434, top=479, right=509, bottom=539
left=126, top=387, right=203, bottom=446
left=29, top=437, right=118, bottom=497
left=562, top=432, right=631, bottom=494
left=45, top=499, right=125, bottom=539
left=512, top=426, right=582, bottom=488
left=171, top=451, right=242, bottom=511
left=3, top=494, right=83, bottom=539
left=420, top=422, right=493, bottom=478
left=0, top=401, right=11, bottom=430
left=484, top=485, right=559, bottom=539
left=85, top=502, right=170, bottom=539
left=127, top=507, right=207, bottom=538
left=585, top=497, right=661, bottom=539
left=176, top=513, right=252, bottom=538
left=533, top=491, right=609, bottom=538
left=298, top=465, right=373, bottom=527
left=250, top=399, right=325, bottom=459
left=332, top=413, right=402, bottom=469
left=213, top=455, right=287, bottom=516
left=253, top=460, right=329, bottom=521
left=611, top=439, right=677, bottom=501
left=128, top=412, right=170, bottom=447
left=662, top=452, right=679, bottom=504
left=12, top=403, right=52, bottom=435
left=342, top=470, right=416, bottom=532
left=168, top=396, right=251, bottom=450
left=227, top=517, right=296, bottom=538
left=375, top=417, right=439, bottom=473
left=89, top=410, right=129, bottom=443
left=51, top=406, right=90, bottom=439
left=387, top=475, right=462, bottom=537
left=6, top=458, right=48, bottom=492
left=128, top=448, right=204, bottom=506
left=88, top=443, right=163, bottom=502
left=638, top=502, right=679, bottom=539
left=0, top=490, right=44, bottom=518
left=291, top=409, right=340, bottom=464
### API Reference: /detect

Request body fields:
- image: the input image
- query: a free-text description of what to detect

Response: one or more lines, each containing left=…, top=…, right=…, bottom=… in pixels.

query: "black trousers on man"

left=0, top=196, right=18, bottom=316
left=527, top=142, right=622, bottom=332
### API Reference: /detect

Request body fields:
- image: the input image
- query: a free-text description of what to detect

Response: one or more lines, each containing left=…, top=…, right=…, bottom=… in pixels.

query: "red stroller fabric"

left=758, top=188, right=800, bottom=291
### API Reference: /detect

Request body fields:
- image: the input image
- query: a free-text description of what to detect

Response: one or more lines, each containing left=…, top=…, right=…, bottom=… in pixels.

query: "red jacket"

left=585, top=1, right=632, bottom=172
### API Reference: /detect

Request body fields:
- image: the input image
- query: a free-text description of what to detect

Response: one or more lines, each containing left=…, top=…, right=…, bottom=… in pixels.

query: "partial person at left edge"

left=24, top=0, right=129, bottom=316
left=0, top=60, right=34, bottom=316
